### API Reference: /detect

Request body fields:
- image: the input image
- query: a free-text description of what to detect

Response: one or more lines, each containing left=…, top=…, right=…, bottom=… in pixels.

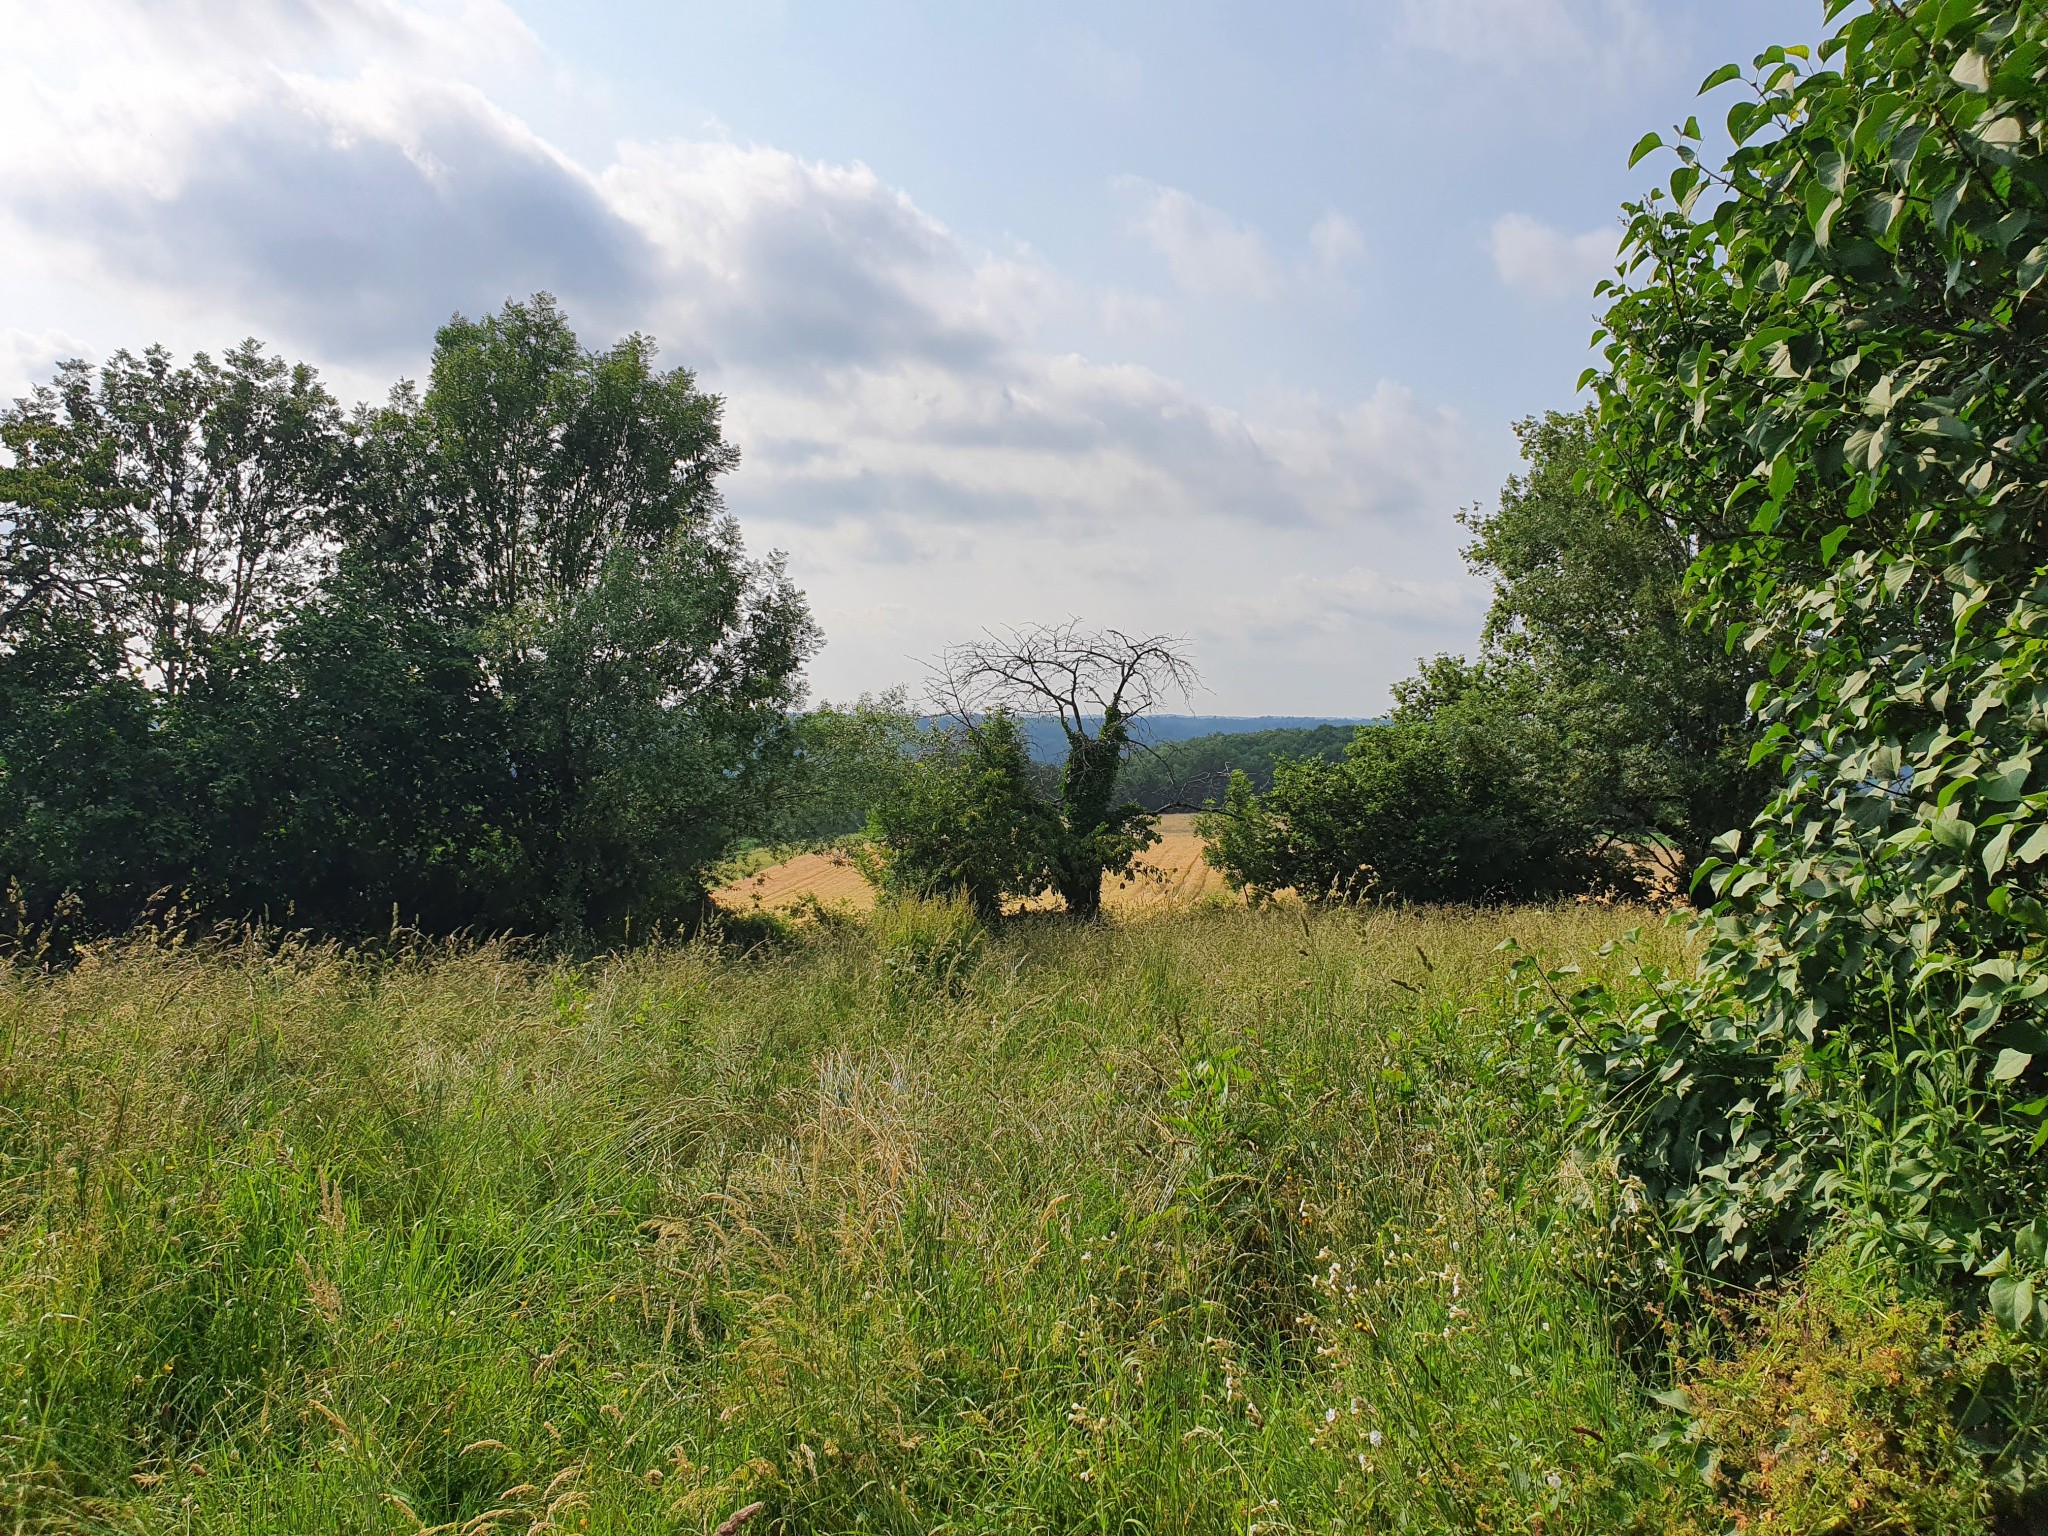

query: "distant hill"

left=1013, top=714, right=1375, bottom=763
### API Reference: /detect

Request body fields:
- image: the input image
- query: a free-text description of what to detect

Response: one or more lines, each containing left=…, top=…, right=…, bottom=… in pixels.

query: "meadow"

left=0, top=900, right=1715, bottom=1534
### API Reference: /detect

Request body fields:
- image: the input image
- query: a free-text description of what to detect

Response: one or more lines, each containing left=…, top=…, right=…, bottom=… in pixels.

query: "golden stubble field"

left=713, top=813, right=1232, bottom=918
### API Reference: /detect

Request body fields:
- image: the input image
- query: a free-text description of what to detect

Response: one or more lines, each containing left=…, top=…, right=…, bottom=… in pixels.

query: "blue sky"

left=1, top=0, right=1816, bottom=712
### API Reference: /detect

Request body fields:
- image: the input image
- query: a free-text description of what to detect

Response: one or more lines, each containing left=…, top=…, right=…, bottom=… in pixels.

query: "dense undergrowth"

left=0, top=902, right=2016, bottom=1533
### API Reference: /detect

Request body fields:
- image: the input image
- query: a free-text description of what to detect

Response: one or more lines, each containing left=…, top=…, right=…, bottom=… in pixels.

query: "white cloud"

left=1120, top=179, right=1280, bottom=300
left=1488, top=213, right=1616, bottom=300
left=0, top=0, right=1487, bottom=710
left=1396, top=0, right=1663, bottom=81
left=1309, top=212, right=1367, bottom=271
left=0, top=328, right=95, bottom=401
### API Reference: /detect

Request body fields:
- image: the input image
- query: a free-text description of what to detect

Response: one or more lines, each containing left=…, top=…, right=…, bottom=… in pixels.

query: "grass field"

left=0, top=901, right=1715, bottom=1534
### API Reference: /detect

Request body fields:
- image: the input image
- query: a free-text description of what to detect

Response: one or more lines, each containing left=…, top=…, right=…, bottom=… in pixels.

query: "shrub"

left=1203, top=700, right=1616, bottom=904
left=1672, top=1252, right=2047, bottom=1535
left=1556, top=1, right=2048, bottom=1370
left=866, top=712, right=1058, bottom=917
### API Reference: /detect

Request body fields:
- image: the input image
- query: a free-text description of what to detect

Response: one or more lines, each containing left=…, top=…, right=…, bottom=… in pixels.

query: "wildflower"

left=1545, top=1472, right=1562, bottom=1489
left=1325, top=1407, right=1338, bottom=1424
left=1368, top=1430, right=1383, bottom=1448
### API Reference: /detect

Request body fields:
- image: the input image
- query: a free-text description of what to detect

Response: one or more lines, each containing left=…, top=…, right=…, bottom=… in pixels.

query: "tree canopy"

left=0, top=296, right=815, bottom=943
left=928, top=624, right=1196, bottom=917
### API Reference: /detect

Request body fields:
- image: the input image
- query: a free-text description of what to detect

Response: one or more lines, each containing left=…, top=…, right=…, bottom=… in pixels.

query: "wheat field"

left=714, top=815, right=1232, bottom=919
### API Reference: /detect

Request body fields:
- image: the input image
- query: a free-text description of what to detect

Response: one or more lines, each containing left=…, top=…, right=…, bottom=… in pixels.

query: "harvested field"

left=711, top=813, right=1233, bottom=917
left=714, top=847, right=877, bottom=915
left=1079, top=812, right=1233, bottom=912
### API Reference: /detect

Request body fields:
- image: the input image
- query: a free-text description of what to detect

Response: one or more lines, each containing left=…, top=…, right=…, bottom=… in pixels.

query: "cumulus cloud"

left=0, top=0, right=1485, bottom=709
left=1488, top=213, right=1616, bottom=300
left=1120, top=179, right=1280, bottom=300
left=603, top=140, right=1054, bottom=376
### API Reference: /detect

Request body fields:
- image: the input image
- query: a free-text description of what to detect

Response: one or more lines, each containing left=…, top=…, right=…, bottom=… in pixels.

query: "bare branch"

left=928, top=620, right=1199, bottom=743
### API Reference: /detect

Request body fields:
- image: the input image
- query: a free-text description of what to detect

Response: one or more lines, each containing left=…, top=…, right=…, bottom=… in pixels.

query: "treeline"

left=0, top=296, right=815, bottom=942
left=1206, top=409, right=1769, bottom=903
left=1116, top=723, right=1355, bottom=811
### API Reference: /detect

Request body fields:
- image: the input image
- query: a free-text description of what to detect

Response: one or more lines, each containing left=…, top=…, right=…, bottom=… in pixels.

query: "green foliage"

left=936, top=625, right=1189, bottom=917
left=1202, top=407, right=1763, bottom=906
left=1464, top=409, right=1767, bottom=873
left=1548, top=0, right=2048, bottom=1498
left=0, top=906, right=1712, bottom=1534
left=0, top=296, right=814, bottom=942
left=1204, top=665, right=1620, bottom=904
left=771, top=691, right=923, bottom=842
left=1115, top=724, right=1357, bottom=811
left=870, top=888, right=986, bottom=998
left=867, top=712, right=1059, bottom=917
left=1045, top=702, right=1161, bottom=917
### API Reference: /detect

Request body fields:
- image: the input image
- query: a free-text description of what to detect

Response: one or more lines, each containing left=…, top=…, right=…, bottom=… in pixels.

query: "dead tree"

left=932, top=622, right=1197, bottom=917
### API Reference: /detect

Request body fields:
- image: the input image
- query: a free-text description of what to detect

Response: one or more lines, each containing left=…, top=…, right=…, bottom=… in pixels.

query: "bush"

left=866, top=712, right=1058, bottom=917
left=1554, top=2, right=2048, bottom=1404
left=1203, top=690, right=1618, bottom=904
left=1672, top=1252, right=2046, bottom=1535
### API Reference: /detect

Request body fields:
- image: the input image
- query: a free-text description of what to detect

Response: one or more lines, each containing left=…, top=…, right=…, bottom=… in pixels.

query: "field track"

left=713, top=813, right=1231, bottom=917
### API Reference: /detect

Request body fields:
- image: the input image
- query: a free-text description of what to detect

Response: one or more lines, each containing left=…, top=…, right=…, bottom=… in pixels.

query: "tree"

left=1549, top=0, right=2048, bottom=1361
left=934, top=623, right=1197, bottom=917
left=771, top=691, right=924, bottom=843
left=0, top=296, right=816, bottom=941
left=2, top=344, right=344, bottom=692
left=1, top=342, right=349, bottom=936
left=1462, top=409, right=1767, bottom=875
left=1204, top=659, right=1618, bottom=904
left=1114, top=723, right=1357, bottom=812
left=867, top=712, right=1058, bottom=917
left=344, top=295, right=819, bottom=936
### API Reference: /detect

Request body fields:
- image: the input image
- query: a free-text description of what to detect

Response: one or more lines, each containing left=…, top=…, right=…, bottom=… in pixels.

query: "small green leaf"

left=1650, top=1387, right=1692, bottom=1412
left=1629, top=132, right=1665, bottom=169
left=1991, top=1275, right=2024, bottom=1331
left=1951, top=50, right=1991, bottom=93
left=1699, top=62, right=1742, bottom=94
left=1992, top=1048, right=2033, bottom=1082
left=1819, top=525, right=1851, bottom=562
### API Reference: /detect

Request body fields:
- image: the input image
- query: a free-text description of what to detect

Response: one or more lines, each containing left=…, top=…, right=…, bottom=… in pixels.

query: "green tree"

left=1549, top=0, right=2048, bottom=1378
left=1114, top=723, right=1357, bottom=812
left=1463, top=409, right=1766, bottom=874
left=348, top=295, right=818, bottom=936
left=0, top=343, right=347, bottom=934
left=935, top=624, right=1196, bottom=917
left=0, top=297, right=815, bottom=941
left=867, top=711, right=1057, bottom=917
left=772, top=691, right=923, bottom=842
left=1204, top=660, right=1615, bottom=904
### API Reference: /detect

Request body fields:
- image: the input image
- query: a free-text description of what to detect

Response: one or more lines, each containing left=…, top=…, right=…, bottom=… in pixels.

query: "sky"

left=0, top=0, right=1817, bottom=713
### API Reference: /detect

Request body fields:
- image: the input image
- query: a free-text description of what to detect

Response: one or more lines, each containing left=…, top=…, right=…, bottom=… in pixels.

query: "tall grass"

left=0, top=901, right=1705, bottom=1533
